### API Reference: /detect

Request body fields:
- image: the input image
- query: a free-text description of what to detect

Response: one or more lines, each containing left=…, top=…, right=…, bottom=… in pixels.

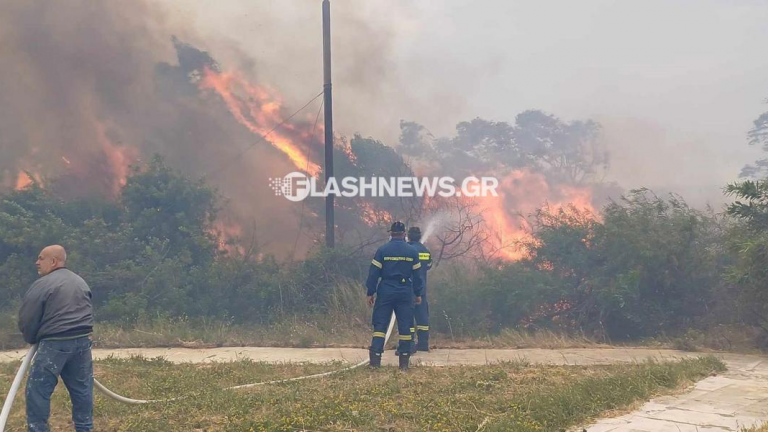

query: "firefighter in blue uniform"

left=408, top=226, right=433, bottom=351
left=366, top=221, right=424, bottom=370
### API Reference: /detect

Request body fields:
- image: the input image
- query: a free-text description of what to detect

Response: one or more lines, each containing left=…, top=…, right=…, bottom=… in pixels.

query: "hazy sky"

left=160, top=0, right=768, bottom=206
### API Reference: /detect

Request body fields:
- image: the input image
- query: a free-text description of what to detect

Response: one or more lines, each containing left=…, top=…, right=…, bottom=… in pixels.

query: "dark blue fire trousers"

left=408, top=241, right=432, bottom=351
left=370, top=283, right=414, bottom=354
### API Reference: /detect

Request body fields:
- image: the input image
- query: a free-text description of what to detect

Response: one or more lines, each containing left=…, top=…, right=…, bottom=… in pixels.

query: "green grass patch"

left=0, top=356, right=724, bottom=431
left=0, top=313, right=373, bottom=351
left=0, top=314, right=602, bottom=351
left=742, top=424, right=768, bottom=432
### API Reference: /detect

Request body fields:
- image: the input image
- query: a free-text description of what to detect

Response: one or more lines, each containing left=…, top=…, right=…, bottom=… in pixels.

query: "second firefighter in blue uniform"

left=408, top=226, right=433, bottom=352
left=366, top=221, right=424, bottom=370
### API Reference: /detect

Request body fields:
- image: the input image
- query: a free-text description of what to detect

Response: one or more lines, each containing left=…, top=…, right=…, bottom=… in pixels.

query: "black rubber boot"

left=369, top=350, right=382, bottom=368
left=398, top=353, right=410, bottom=371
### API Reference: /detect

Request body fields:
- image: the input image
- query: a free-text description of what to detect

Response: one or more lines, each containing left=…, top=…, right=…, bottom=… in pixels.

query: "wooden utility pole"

left=322, top=0, right=335, bottom=248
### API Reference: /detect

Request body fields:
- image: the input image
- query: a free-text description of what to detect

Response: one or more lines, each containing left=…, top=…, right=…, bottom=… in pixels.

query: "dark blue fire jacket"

left=366, top=238, right=424, bottom=298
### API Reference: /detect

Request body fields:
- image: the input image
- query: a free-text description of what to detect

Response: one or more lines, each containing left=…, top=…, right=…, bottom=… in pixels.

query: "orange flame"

left=359, top=202, right=393, bottom=227
left=94, top=122, right=138, bottom=196
left=477, top=169, right=596, bottom=261
left=102, top=143, right=133, bottom=194
left=198, top=68, right=321, bottom=177
left=15, top=171, right=34, bottom=190
left=211, top=219, right=245, bottom=255
left=342, top=141, right=357, bottom=165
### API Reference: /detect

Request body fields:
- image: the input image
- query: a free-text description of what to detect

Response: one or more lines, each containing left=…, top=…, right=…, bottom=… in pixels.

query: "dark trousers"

left=26, top=337, right=93, bottom=432
left=414, top=295, right=430, bottom=350
left=370, top=287, right=414, bottom=354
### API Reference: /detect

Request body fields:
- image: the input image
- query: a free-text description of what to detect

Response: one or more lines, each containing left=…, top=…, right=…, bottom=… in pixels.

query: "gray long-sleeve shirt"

left=18, top=267, right=94, bottom=344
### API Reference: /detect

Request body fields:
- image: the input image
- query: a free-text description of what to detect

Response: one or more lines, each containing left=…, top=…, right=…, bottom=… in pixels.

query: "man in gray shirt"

left=18, top=245, right=94, bottom=432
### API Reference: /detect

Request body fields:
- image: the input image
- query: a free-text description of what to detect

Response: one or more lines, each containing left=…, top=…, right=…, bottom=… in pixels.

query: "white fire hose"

left=0, top=344, right=37, bottom=431
left=1, top=315, right=396, bottom=430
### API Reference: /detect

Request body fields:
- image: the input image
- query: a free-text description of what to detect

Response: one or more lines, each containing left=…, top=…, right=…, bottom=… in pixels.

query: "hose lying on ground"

left=1, top=314, right=396, bottom=428
left=94, top=314, right=397, bottom=404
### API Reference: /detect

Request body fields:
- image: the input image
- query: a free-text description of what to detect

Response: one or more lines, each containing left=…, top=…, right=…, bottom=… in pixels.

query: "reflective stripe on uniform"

left=409, top=327, right=416, bottom=333
left=398, top=335, right=412, bottom=341
left=373, top=332, right=386, bottom=338
left=412, top=262, right=421, bottom=270
left=418, top=252, right=431, bottom=261
left=417, top=325, right=429, bottom=331
left=383, top=256, right=414, bottom=262
left=371, top=259, right=383, bottom=268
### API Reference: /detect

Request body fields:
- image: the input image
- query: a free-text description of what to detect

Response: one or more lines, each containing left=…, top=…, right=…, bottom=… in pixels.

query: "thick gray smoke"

left=0, top=0, right=611, bottom=263
left=0, top=1, right=169, bottom=194
left=0, top=0, right=327, bottom=256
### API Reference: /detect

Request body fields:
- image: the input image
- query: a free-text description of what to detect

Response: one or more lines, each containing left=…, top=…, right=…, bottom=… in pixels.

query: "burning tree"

left=394, top=114, right=615, bottom=263
left=0, top=0, right=617, bottom=264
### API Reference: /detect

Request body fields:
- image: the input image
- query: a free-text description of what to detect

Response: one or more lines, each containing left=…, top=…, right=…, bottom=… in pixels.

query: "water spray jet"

left=421, top=212, right=449, bottom=243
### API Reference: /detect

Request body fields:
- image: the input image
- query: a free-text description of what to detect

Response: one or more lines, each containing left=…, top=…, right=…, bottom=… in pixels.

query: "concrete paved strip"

left=577, top=352, right=768, bottom=432
left=1, top=347, right=766, bottom=431
left=0, top=346, right=730, bottom=365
